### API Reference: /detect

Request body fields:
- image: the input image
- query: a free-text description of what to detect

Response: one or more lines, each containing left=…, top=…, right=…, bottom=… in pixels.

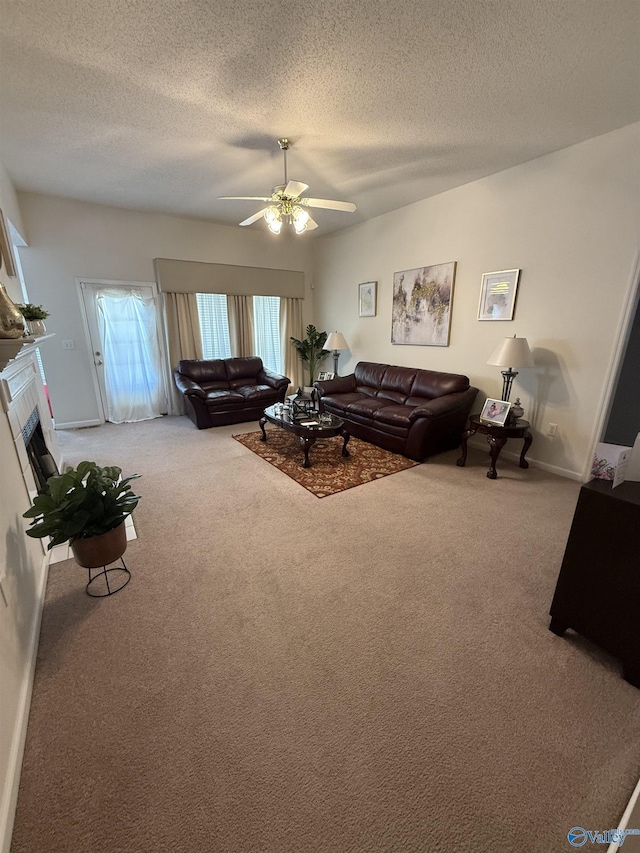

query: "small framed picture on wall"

left=359, top=281, right=377, bottom=317
left=478, top=269, right=520, bottom=321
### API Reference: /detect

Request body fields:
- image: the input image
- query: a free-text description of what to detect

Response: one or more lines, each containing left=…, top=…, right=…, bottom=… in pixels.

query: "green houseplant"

left=17, top=302, right=50, bottom=336
left=23, top=462, right=141, bottom=569
left=290, top=324, right=330, bottom=386
left=17, top=303, right=50, bottom=320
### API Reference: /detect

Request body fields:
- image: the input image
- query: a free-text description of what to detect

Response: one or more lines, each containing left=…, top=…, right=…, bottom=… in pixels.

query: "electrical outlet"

left=62, top=339, right=75, bottom=350
left=547, top=423, right=558, bottom=437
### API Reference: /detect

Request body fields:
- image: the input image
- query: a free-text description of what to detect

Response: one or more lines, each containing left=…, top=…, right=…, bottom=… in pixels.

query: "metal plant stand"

left=85, top=558, right=131, bottom=597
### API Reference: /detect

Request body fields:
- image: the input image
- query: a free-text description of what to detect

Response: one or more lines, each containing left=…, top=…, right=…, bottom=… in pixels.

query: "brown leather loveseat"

left=174, top=357, right=290, bottom=429
left=315, top=361, right=478, bottom=461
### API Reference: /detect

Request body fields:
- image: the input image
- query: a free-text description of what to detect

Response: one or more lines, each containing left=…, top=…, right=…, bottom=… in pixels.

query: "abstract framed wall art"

left=478, top=269, right=520, bottom=321
left=358, top=281, right=377, bottom=317
left=391, top=262, right=456, bottom=346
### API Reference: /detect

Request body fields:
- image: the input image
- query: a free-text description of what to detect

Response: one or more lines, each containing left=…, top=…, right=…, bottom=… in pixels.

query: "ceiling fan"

left=218, top=138, right=357, bottom=234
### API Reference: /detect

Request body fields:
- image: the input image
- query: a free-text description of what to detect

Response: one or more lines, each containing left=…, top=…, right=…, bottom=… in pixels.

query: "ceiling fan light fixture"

left=220, top=138, right=356, bottom=234
left=293, top=206, right=309, bottom=226
left=264, top=205, right=280, bottom=224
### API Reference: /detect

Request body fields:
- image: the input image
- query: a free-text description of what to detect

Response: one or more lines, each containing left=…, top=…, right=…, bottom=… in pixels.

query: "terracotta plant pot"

left=71, top=522, right=127, bottom=569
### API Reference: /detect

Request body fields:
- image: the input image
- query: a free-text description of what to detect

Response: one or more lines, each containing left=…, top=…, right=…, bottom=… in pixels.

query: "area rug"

left=233, top=429, right=419, bottom=497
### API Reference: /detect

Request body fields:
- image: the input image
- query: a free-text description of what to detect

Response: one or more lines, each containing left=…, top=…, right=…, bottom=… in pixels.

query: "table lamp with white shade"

left=487, top=335, right=535, bottom=401
left=325, top=331, right=349, bottom=376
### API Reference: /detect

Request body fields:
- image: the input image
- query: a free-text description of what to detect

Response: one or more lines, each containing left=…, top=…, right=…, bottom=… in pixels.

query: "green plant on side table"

left=23, top=461, right=141, bottom=597
left=17, top=302, right=50, bottom=337
left=290, top=324, right=330, bottom=386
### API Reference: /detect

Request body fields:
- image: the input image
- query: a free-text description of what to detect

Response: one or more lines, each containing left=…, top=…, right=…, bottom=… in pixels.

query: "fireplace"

left=22, top=406, right=58, bottom=491
left=1, top=347, right=62, bottom=517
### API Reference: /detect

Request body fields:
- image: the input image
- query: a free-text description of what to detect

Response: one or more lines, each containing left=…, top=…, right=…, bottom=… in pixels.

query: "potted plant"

left=290, top=324, right=330, bottom=387
left=23, top=462, right=141, bottom=594
left=18, top=302, right=50, bottom=336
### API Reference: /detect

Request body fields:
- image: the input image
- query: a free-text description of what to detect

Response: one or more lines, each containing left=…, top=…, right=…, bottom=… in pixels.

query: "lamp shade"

left=487, top=336, right=534, bottom=368
left=325, top=332, right=349, bottom=350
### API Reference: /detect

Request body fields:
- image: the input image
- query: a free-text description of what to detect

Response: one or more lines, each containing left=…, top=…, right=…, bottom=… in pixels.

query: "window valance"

left=154, top=258, right=304, bottom=299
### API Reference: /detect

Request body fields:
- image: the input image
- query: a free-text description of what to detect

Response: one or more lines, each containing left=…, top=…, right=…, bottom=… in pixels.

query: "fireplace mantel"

left=0, top=334, right=54, bottom=371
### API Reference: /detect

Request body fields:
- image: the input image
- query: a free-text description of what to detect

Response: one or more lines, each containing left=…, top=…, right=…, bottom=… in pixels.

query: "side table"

left=457, top=415, right=532, bottom=479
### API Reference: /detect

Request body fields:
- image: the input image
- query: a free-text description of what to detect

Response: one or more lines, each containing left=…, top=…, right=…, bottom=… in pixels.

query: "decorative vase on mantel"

left=0, top=283, right=25, bottom=339
left=26, top=318, right=46, bottom=337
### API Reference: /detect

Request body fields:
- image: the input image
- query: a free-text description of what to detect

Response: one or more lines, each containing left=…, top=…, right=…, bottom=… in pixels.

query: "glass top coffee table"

left=259, top=405, right=350, bottom=468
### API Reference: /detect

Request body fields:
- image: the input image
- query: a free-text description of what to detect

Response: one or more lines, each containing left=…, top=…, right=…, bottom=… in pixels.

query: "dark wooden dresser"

left=549, top=477, right=640, bottom=687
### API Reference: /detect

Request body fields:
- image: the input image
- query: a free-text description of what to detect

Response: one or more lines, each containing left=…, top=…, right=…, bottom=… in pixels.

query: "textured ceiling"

left=1, top=0, right=639, bottom=236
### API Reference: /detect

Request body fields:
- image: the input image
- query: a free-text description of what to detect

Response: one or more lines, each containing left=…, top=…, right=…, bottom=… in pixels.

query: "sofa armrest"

left=314, top=374, right=356, bottom=396
left=408, top=388, right=477, bottom=422
left=258, top=367, right=290, bottom=390
left=174, top=372, right=206, bottom=399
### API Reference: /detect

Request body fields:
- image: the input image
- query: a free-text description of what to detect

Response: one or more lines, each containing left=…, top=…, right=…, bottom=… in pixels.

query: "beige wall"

left=313, top=123, right=640, bottom=479
left=16, top=194, right=315, bottom=426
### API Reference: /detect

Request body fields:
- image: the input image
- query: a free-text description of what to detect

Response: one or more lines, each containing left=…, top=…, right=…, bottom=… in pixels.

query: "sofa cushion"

left=408, top=369, right=469, bottom=402
left=178, top=359, right=227, bottom=385
left=376, top=389, right=408, bottom=405
left=346, top=398, right=388, bottom=417
left=379, top=365, right=417, bottom=397
left=322, top=393, right=363, bottom=414
left=354, top=361, right=389, bottom=389
left=205, top=390, right=245, bottom=409
left=225, top=357, right=263, bottom=382
left=373, top=404, right=416, bottom=428
left=238, top=384, right=279, bottom=402
left=201, top=380, right=231, bottom=393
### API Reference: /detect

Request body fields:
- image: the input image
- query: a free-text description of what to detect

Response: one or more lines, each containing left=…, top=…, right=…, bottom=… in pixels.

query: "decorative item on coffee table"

left=259, top=403, right=350, bottom=469
left=23, top=461, right=141, bottom=597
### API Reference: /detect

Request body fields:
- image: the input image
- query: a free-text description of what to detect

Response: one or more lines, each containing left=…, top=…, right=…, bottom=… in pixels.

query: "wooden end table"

left=259, top=405, right=350, bottom=468
left=457, top=415, right=532, bottom=479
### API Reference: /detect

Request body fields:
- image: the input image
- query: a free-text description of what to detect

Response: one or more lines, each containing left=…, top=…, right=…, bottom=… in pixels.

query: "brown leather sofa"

left=174, top=357, right=290, bottom=428
left=315, top=361, right=478, bottom=461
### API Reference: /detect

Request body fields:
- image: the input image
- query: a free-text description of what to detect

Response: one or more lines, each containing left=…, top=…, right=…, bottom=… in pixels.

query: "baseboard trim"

left=53, top=419, right=102, bottom=430
left=0, top=553, right=49, bottom=853
left=467, top=439, right=583, bottom=481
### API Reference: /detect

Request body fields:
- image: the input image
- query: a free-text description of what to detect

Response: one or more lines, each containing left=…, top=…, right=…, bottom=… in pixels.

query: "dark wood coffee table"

left=259, top=405, right=350, bottom=468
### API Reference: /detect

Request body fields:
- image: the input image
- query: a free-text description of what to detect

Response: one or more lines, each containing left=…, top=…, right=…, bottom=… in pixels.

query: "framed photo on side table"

left=317, top=371, right=334, bottom=381
left=359, top=281, right=377, bottom=317
left=479, top=398, right=511, bottom=427
left=478, top=269, right=520, bottom=321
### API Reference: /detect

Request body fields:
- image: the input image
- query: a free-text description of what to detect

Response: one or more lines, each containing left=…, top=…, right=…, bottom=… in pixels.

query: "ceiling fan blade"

left=218, top=196, right=273, bottom=202
left=239, top=209, right=268, bottom=226
left=303, top=197, right=357, bottom=212
left=305, top=216, right=319, bottom=231
left=283, top=180, right=309, bottom=198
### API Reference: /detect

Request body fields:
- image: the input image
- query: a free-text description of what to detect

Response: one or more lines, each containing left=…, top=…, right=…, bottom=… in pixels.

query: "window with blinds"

left=253, top=296, right=282, bottom=374
left=196, top=293, right=232, bottom=359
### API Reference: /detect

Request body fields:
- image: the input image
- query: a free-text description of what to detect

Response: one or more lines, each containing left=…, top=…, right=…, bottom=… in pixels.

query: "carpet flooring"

left=11, top=416, right=640, bottom=853
left=233, top=429, right=418, bottom=497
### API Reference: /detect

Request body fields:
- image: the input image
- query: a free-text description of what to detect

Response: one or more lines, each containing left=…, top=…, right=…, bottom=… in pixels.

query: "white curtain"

left=97, top=288, right=164, bottom=424
left=279, top=297, right=304, bottom=389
